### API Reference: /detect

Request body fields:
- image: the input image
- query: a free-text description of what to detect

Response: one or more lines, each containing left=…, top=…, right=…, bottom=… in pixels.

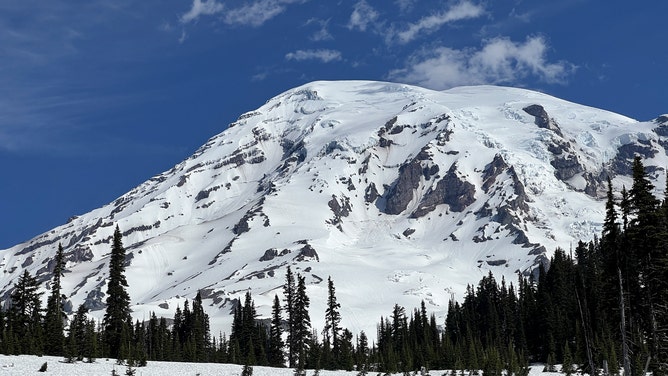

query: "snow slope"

left=0, top=354, right=575, bottom=376
left=1, top=81, right=666, bottom=338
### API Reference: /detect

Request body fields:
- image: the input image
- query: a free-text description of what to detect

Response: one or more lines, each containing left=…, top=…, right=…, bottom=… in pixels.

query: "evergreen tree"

left=191, top=291, right=211, bottom=361
left=103, top=226, right=132, bottom=359
left=355, top=331, right=369, bottom=371
left=293, top=274, right=311, bottom=370
left=84, top=318, right=99, bottom=363
left=283, top=266, right=297, bottom=367
left=44, top=243, right=66, bottom=356
left=8, top=270, right=43, bottom=355
left=323, top=276, right=342, bottom=368
left=268, top=294, right=285, bottom=367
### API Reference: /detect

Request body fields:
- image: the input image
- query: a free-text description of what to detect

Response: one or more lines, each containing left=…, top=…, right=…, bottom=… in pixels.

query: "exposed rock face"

left=613, top=140, right=658, bottom=175
left=551, top=154, right=583, bottom=181
left=328, top=195, right=352, bottom=230
left=365, top=183, right=379, bottom=204
left=482, top=154, right=509, bottom=192
left=384, top=159, right=423, bottom=214
left=523, top=104, right=563, bottom=136
left=411, top=163, right=476, bottom=217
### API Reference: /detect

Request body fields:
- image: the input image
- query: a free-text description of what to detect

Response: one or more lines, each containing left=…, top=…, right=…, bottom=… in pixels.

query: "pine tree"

left=323, top=276, right=342, bottom=367
left=84, top=318, right=98, bottom=363
left=356, top=331, right=369, bottom=371
left=9, top=270, right=43, bottom=355
left=191, top=291, right=211, bottom=362
left=268, top=294, right=285, bottom=367
left=103, top=226, right=132, bottom=359
left=283, top=267, right=296, bottom=367
left=293, top=274, right=311, bottom=370
left=44, top=243, right=66, bottom=355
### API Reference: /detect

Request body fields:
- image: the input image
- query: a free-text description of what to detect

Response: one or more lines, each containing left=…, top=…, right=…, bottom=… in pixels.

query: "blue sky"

left=0, top=0, right=666, bottom=248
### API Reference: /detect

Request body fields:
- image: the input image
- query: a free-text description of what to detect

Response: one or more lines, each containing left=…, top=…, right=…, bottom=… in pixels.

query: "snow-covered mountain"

left=2, top=81, right=667, bottom=336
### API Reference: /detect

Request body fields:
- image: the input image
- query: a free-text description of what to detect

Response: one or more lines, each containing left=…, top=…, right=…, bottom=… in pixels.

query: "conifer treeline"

left=0, top=156, right=666, bottom=375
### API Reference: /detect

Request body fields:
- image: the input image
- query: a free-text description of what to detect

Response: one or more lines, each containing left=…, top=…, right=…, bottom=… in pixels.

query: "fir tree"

left=323, top=276, right=342, bottom=367
left=283, top=266, right=297, bottom=367
left=293, top=274, right=311, bottom=370
left=44, top=243, right=66, bottom=355
left=9, top=270, right=43, bottom=355
left=268, top=294, right=285, bottom=367
left=283, top=266, right=298, bottom=367
left=103, top=226, right=132, bottom=359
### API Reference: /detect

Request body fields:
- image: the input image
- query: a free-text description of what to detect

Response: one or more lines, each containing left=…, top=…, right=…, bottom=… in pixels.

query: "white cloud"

left=180, top=0, right=224, bottom=24
left=394, top=1, right=484, bottom=44
left=285, top=49, right=342, bottom=63
left=223, top=0, right=285, bottom=27
left=388, top=36, right=576, bottom=89
left=180, top=0, right=305, bottom=27
left=347, top=0, right=379, bottom=32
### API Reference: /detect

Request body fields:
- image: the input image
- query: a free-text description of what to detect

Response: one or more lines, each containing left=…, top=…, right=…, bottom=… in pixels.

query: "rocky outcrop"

left=551, top=154, right=583, bottom=181
left=523, top=104, right=563, bottom=136
left=411, top=163, right=476, bottom=217
left=384, top=159, right=423, bottom=214
left=482, top=154, right=509, bottom=192
left=365, top=183, right=380, bottom=204
left=612, top=140, right=658, bottom=175
left=327, top=195, right=352, bottom=230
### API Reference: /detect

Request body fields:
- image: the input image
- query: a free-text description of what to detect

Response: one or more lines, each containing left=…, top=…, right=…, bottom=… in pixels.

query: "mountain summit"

left=2, top=81, right=667, bottom=335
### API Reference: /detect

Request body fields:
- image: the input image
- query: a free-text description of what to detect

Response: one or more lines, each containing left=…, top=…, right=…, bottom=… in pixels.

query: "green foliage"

left=103, top=226, right=132, bottom=359
left=8, top=270, right=43, bottom=355
left=44, top=243, right=65, bottom=356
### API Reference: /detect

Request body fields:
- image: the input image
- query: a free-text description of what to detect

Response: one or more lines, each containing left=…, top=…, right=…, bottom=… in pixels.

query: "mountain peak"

left=1, top=81, right=665, bottom=337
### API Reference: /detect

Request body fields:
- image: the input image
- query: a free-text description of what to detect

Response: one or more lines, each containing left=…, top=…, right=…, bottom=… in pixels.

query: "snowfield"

left=0, top=355, right=564, bottom=376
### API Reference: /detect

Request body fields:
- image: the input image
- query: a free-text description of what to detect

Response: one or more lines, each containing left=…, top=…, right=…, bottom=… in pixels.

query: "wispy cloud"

left=388, top=36, right=576, bottom=89
left=348, top=0, right=380, bottom=32
left=180, top=0, right=224, bottom=24
left=285, top=49, right=342, bottom=63
left=180, top=0, right=306, bottom=27
left=393, top=1, right=485, bottom=44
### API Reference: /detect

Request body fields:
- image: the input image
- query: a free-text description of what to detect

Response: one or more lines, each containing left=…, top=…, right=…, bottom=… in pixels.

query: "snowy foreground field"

left=0, top=355, right=561, bottom=376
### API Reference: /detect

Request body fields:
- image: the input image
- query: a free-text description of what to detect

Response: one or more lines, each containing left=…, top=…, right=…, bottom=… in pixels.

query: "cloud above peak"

left=389, top=36, right=576, bottom=89
left=180, top=0, right=224, bottom=24
left=180, top=0, right=306, bottom=27
left=393, top=1, right=485, bottom=44
left=285, top=49, right=342, bottom=63
left=348, top=1, right=380, bottom=32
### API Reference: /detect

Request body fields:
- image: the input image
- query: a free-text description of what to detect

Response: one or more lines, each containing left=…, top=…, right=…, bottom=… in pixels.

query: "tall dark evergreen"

left=44, top=243, right=66, bottom=355
left=283, top=266, right=296, bottom=367
left=103, top=225, right=132, bottom=359
left=66, top=304, right=91, bottom=362
left=323, top=276, right=341, bottom=368
left=268, top=294, right=285, bottom=367
left=293, top=274, right=311, bottom=370
left=229, top=291, right=268, bottom=366
left=8, top=270, right=43, bottom=355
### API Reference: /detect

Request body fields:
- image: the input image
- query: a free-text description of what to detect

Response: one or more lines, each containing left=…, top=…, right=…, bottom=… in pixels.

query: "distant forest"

left=0, top=156, right=666, bottom=376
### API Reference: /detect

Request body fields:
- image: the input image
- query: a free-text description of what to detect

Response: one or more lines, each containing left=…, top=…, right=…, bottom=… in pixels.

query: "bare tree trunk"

left=619, top=269, right=631, bottom=376
left=576, top=287, right=596, bottom=375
